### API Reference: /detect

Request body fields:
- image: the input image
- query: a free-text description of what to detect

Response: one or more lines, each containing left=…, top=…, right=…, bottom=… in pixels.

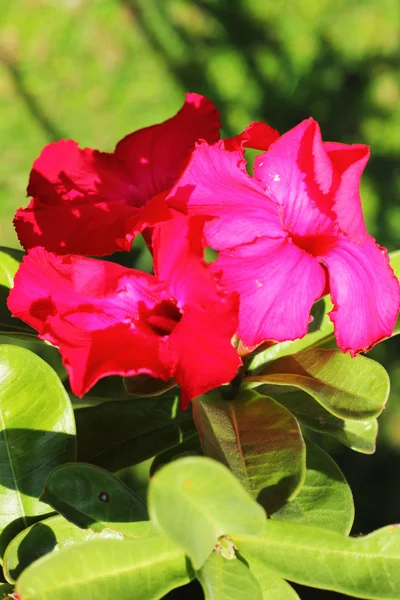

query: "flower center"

left=290, top=233, right=337, bottom=257
left=146, top=300, right=182, bottom=337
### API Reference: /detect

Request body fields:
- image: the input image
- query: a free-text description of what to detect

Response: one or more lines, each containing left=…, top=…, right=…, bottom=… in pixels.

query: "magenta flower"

left=8, top=216, right=240, bottom=407
left=169, top=118, right=400, bottom=354
left=14, top=94, right=221, bottom=257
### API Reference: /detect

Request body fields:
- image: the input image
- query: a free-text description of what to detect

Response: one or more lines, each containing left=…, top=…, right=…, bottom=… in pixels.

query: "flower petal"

left=223, top=121, right=280, bottom=152
left=115, top=93, right=221, bottom=206
left=14, top=197, right=142, bottom=256
left=7, top=248, right=174, bottom=396
left=15, top=140, right=142, bottom=255
left=153, top=214, right=223, bottom=307
left=325, top=142, right=369, bottom=244
left=253, top=119, right=336, bottom=237
left=168, top=141, right=283, bottom=250
left=170, top=299, right=241, bottom=408
left=213, top=237, right=326, bottom=346
left=320, top=235, right=400, bottom=354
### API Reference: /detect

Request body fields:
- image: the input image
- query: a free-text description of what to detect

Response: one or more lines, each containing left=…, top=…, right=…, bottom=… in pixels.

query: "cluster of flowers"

left=8, top=94, right=400, bottom=407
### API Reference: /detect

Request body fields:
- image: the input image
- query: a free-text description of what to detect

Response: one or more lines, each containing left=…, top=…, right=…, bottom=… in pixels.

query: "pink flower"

left=14, top=94, right=221, bottom=257
left=8, top=216, right=240, bottom=407
left=168, top=118, right=400, bottom=354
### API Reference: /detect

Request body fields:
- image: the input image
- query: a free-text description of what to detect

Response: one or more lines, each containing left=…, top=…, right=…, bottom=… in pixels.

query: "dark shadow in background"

left=0, top=51, right=67, bottom=142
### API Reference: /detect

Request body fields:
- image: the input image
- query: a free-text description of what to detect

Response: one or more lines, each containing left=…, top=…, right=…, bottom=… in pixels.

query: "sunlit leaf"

left=0, top=345, right=76, bottom=556
left=197, top=551, right=263, bottom=599
left=16, top=535, right=192, bottom=600
left=149, top=456, right=266, bottom=570
left=264, top=389, right=378, bottom=454
left=247, top=348, right=389, bottom=420
left=272, top=439, right=354, bottom=534
left=193, top=390, right=306, bottom=512
left=234, top=520, right=400, bottom=599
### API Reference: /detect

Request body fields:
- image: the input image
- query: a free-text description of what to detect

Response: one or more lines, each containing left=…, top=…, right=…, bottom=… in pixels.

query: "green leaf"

left=193, top=390, right=306, bottom=512
left=148, top=456, right=266, bottom=570
left=0, top=345, right=76, bottom=557
left=272, top=439, right=354, bottom=534
left=247, top=348, right=389, bottom=420
left=264, top=389, right=378, bottom=453
left=0, top=582, right=13, bottom=595
left=150, top=435, right=202, bottom=476
left=249, top=296, right=334, bottom=371
left=16, top=535, right=193, bottom=600
left=3, top=514, right=129, bottom=583
left=74, top=394, right=196, bottom=471
left=244, top=556, right=300, bottom=599
left=234, top=520, right=400, bottom=599
left=0, top=247, right=23, bottom=289
left=197, top=551, right=263, bottom=600
left=41, top=463, right=147, bottom=532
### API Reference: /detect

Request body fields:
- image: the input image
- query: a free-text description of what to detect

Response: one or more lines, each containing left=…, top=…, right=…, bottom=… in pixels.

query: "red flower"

left=14, top=94, right=221, bottom=256
left=168, top=119, right=400, bottom=354
left=8, top=216, right=240, bottom=407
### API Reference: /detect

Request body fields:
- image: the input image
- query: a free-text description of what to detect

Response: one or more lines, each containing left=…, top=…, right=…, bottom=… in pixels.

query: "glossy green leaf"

left=16, top=535, right=192, bottom=600
left=263, top=389, right=378, bottom=453
left=247, top=348, right=389, bottom=420
left=149, top=456, right=266, bottom=570
left=0, top=345, right=76, bottom=556
left=41, top=463, right=147, bottom=532
left=74, top=394, right=196, bottom=471
left=245, top=556, right=300, bottom=599
left=249, top=296, right=334, bottom=371
left=193, top=390, right=306, bottom=512
left=197, top=551, right=263, bottom=599
left=272, top=439, right=354, bottom=534
left=0, top=247, right=23, bottom=289
left=3, top=514, right=129, bottom=583
left=234, top=520, right=400, bottom=599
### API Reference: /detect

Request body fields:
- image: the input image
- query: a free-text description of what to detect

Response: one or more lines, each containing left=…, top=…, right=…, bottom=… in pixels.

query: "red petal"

left=115, top=93, right=221, bottom=206
left=170, top=298, right=241, bottom=408
left=213, top=236, right=326, bottom=346
left=7, top=249, right=174, bottom=396
left=320, top=235, right=400, bottom=354
left=223, top=121, right=280, bottom=152
left=153, top=214, right=223, bottom=307
left=325, top=142, right=369, bottom=244
left=168, top=141, right=283, bottom=250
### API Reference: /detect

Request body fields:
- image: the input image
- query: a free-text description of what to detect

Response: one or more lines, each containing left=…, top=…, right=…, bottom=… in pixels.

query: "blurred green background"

left=0, top=1, right=399, bottom=597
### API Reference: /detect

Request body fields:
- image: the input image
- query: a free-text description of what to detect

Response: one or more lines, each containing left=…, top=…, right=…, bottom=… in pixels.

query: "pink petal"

left=253, top=119, right=337, bottom=238
left=7, top=249, right=175, bottom=395
left=168, top=141, right=283, bottom=250
left=223, top=121, right=280, bottom=152
left=325, top=142, right=369, bottom=244
left=152, top=214, right=223, bottom=307
left=115, top=93, right=221, bottom=206
left=213, top=236, right=326, bottom=346
left=320, top=235, right=400, bottom=354
left=170, top=299, right=241, bottom=408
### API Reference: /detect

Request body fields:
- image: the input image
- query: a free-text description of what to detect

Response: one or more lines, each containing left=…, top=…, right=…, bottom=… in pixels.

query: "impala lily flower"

left=169, top=118, right=400, bottom=354
left=14, top=94, right=221, bottom=256
left=8, top=216, right=240, bottom=407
